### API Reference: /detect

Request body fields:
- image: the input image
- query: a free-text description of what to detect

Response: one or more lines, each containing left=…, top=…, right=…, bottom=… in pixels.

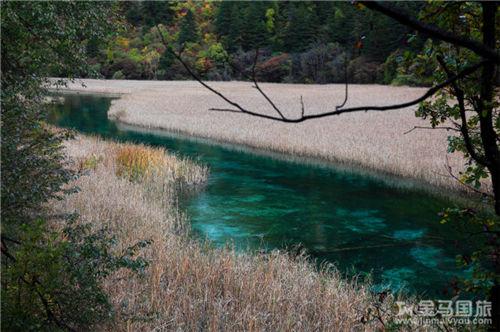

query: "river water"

left=48, top=93, right=472, bottom=296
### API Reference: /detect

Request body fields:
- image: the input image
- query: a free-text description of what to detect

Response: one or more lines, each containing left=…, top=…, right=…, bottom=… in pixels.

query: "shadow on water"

left=48, top=93, right=476, bottom=297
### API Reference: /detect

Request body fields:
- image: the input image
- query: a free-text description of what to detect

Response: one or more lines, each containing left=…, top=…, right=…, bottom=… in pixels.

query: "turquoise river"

left=48, top=93, right=475, bottom=297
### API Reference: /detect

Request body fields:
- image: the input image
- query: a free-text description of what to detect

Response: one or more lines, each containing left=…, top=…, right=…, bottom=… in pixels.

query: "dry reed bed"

left=59, top=79, right=478, bottom=193
left=50, top=136, right=418, bottom=331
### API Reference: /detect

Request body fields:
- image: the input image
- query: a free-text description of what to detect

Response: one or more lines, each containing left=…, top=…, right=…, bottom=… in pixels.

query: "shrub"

left=382, top=51, right=401, bottom=84
left=256, top=53, right=291, bottom=82
left=1, top=218, right=149, bottom=331
left=109, top=58, right=142, bottom=79
left=299, top=43, right=342, bottom=83
left=115, top=144, right=208, bottom=187
left=0, top=3, right=148, bottom=330
left=115, top=145, right=167, bottom=181
left=112, top=70, right=125, bottom=80
left=347, top=56, right=383, bottom=84
left=391, top=73, right=423, bottom=87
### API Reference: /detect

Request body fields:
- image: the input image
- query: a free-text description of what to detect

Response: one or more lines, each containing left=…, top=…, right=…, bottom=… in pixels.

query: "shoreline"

left=51, top=135, right=406, bottom=330
left=54, top=78, right=488, bottom=196
left=115, top=122, right=478, bottom=208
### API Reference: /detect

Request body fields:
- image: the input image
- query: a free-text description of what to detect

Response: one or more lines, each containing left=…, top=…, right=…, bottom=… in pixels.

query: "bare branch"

left=336, top=54, right=349, bottom=110
left=300, top=96, right=305, bottom=118
left=209, top=60, right=487, bottom=123
left=436, top=55, right=489, bottom=166
left=444, top=155, right=494, bottom=198
left=360, top=1, right=500, bottom=63
left=403, top=126, right=459, bottom=135
left=250, top=49, right=286, bottom=120
left=155, top=26, right=249, bottom=113
left=156, top=22, right=487, bottom=124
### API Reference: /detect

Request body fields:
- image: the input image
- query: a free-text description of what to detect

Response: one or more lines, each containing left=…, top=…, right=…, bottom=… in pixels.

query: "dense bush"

left=299, top=43, right=344, bottom=83
left=1, top=219, right=149, bottom=331
left=257, top=53, right=291, bottom=82
left=382, top=49, right=434, bottom=87
left=1, top=2, right=150, bottom=329
left=347, top=56, right=383, bottom=84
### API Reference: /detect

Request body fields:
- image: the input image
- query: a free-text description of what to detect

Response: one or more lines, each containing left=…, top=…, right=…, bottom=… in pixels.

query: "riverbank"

left=56, top=79, right=474, bottom=193
left=51, top=135, right=405, bottom=330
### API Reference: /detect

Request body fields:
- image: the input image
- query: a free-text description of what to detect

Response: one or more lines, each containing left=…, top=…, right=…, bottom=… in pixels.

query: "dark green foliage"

left=95, top=1, right=426, bottom=84
left=178, top=9, right=198, bottom=45
left=326, top=3, right=357, bottom=46
left=2, top=219, right=149, bottom=331
left=86, top=37, right=102, bottom=58
left=363, top=13, right=405, bottom=62
left=412, top=2, right=500, bottom=306
left=241, top=2, right=269, bottom=50
left=0, top=1, right=150, bottom=329
left=158, top=46, right=176, bottom=78
left=142, top=1, right=174, bottom=27
left=123, top=1, right=143, bottom=26
left=282, top=2, right=319, bottom=52
left=1, top=0, right=115, bottom=231
left=215, top=1, right=238, bottom=49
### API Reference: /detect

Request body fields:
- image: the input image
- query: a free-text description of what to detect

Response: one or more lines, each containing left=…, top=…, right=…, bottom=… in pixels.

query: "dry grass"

left=57, top=79, right=488, bottom=193
left=115, top=144, right=207, bottom=188
left=49, top=135, right=419, bottom=331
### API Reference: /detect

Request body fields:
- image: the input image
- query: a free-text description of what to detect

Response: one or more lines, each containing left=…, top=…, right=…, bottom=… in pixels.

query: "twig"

left=360, top=1, right=500, bottom=64
left=336, top=53, right=349, bottom=110
left=250, top=49, right=286, bottom=120
left=404, top=125, right=459, bottom=135
left=209, top=60, right=488, bottom=122
left=300, top=96, right=305, bottom=118
left=436, top=55, right=488, bottom=166
left=444, top=155, right=493, bottom=198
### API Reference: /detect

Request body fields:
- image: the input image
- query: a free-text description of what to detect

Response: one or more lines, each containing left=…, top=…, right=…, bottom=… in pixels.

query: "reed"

left=51, top=136, right=422, bottom=331
left=60, top=79, right=490, bottom=193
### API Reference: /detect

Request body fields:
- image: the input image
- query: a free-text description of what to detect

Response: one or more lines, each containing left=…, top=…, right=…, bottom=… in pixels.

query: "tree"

left=141, top=1, right=174, bottom=28
left=241, top=2, right=269, bottom=50
left=215, top=2, right=244, bottom=52
left=1, top=2, right=147, bottom=329
left=283, top=2, right=318, bottom=52
left=1, top=1, right=114, bottom=233
left=411, top=1, right=499, bottom=316
left=168, top=1, right=499, bottom=215
left=178, top=9, right=198, bottom=45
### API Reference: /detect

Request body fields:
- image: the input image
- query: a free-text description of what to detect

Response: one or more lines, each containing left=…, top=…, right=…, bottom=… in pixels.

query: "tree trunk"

left=479, top=2, right=500, bottom=216
left=480, top=3, right=499, bottom=330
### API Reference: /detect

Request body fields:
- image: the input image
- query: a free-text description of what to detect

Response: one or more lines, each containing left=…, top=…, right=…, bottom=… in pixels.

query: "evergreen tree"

left=241, top=2, right=268, bottom=50
left=142, top=1, right=174, bottom=27
left=215, top=2, right=243, bottom=52
left=123, top=1, right=143, bottom=25
left=363, top=12, right=406, bottom=61
left=159, top=47, right=175, bottom=71
left=215, top=1, right=234, bottom=37
left=178, top=9, right=198, bottom=45
left=283, top=2, right=317, bottom=52
left=326, top=3, right=357, bottom=47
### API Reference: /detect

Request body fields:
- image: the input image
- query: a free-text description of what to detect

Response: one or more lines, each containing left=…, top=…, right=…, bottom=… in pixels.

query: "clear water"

left=48, top=93, right=472, bottom=297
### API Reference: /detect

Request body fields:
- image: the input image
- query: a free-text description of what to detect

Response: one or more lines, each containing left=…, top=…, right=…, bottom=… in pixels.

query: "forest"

left=87, top=1, right=430, bottom=85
